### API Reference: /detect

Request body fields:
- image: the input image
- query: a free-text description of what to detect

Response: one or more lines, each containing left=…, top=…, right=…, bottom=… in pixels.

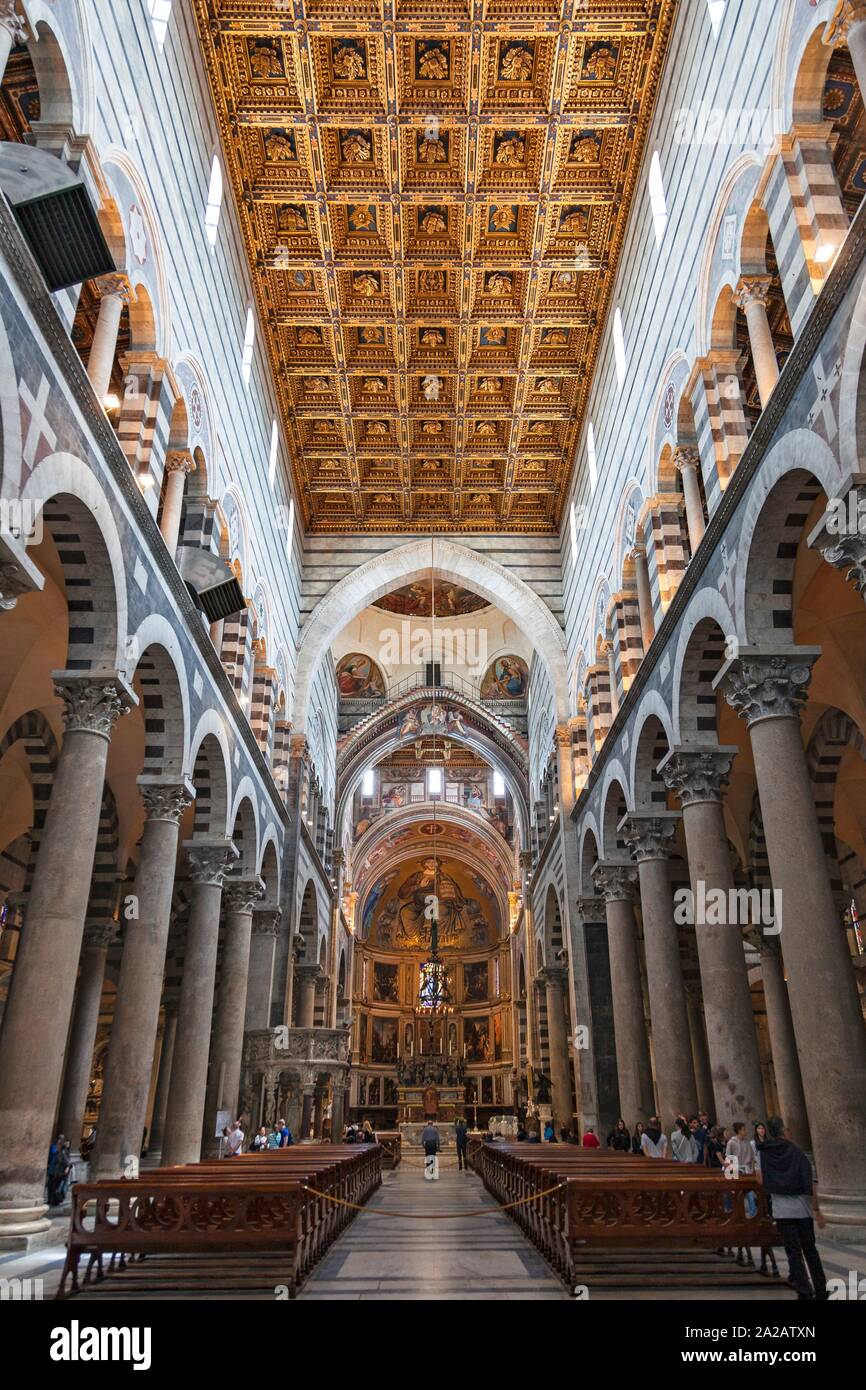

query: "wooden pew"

left=473, top=1143, right=779, bottom=1292
left=374, top=1131, right=402, bottom=1169
left=57, top=1144, right=381, bottom=1300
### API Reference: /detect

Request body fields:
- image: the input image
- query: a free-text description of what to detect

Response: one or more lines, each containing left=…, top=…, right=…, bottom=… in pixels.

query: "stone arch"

left=695, top=152, right=764, bottom=357
left=24, top=10, right=77, bottom=128
left=543, top=883, right=565, bottom=960
left=22, top=454, right=127, bottom=670
left=590, top=575, right=612, bottom=657
left=578, top=820, right=600, bottom=895
left=220, top=486, right=250, bottom=591
left=188, top=725, right=230, bottom=839
left=615, top=480, right=645, bottom=585
left=710, top=283, right=738, bottom=352
left=99, top=147, right=171, bottom=359
left=735, top=429, right=843, bottom=645
left=127, top=615, right=191, bottom=779
left=292, top=538, right=569, bottom=728
left=630, top=694, right=675, bottom=811
left=570, top=647, right=588, bottom=712
left=789, top=3, right=839, bottom=126
left=296, top=878, right=318, bottom=959
left=258, top=830, right=281, bottom=898
left=598, top=765, right=631, bottom=860
left=671, top=594, right=735, bottom=747
left=229, top=782, right=260, bottom=876
left=806, top=706, right=866, bottom=904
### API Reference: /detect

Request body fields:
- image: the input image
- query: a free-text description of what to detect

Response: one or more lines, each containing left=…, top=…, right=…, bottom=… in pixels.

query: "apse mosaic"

left=363, top=856, right=499, bottom=951
left=193, top=1, right=676, bottom=531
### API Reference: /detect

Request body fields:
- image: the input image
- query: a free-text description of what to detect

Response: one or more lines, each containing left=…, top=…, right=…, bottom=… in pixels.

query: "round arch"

left=291, top=538, right=569, bottom=728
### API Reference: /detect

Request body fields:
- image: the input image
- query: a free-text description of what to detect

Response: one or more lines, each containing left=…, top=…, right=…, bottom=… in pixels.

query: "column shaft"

left=92, top=794, right=187, bottom=1180
left=87, top=291, right=124, bottom=402
left=747, top=714, right=866, bottom=1220
left=0, top=675, right=131, bottom=1230
left=686, top=988, right=715, bottom=1116
left=605, top=897, right=655, bottom=1126
left=159, top=465, right=187, bottom=557
left=57, top=931, right=110, bottom=1155
left=633, top=547, right=655, bottom=650
left=760, top=948, right=810, bottom=1151
left=635, top=856, right=697, bottom=1124
left=743, top=298, right=780, bottom=409
left=680, top=799, right=766, bottom=1128
left=543, top=970, right=573, bottom=1135
left=203, top=883, right=262, bottom=1155
left=148, top=1007, right=178, bottom=1159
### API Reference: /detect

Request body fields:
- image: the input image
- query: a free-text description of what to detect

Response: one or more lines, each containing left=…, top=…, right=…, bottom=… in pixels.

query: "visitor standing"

left=455, top=1116, right=469, bottom=1170
left=640, top=1117, right=669, bottom=1159
left=421, top=1120, right=440, bottom=1181
left=757, top=1116, right=827, bottom=1301
left=607, top=1118, right=631, bottom=1152
left=671, top=1116, right=698, bottom=1162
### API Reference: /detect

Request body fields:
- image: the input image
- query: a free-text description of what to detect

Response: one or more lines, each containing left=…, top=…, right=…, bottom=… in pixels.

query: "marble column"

left=591, top=863, right=655, bottom=1126
left=245, top=906, right=281, bottom=1031
left=295, top=964, right=320, bottom=1029
left=659, top=746, right=766, bottom=1130
left=620, top=814, right=698, bottom=1125
left=159, top=450, right=196, bottom=558
left=0, top=3, right=30, bottom=85
left=331, top=1081, right=347, bottom=1142
left=91, top=778, right=194, bottom=1181
left=685, top=980, right=715, bottom=1116
left=758, top=937, right=811, bottom=1151
left=541, top=965, right=573, bottom=1135
left=673, top=447, right=706, bottom=551
left=202, top=877, right=264, bottom=1155
left=734, top=276, right=779, bottom=409
left=824, top=3, right=866, bottom=112
left=719, top=650, right=866, bottom=1226
left=87, top=275, right=132, bottom=403
left=57, top=923, right=114, bottom=1157
left=630, top=544, right=655, bottom=650
left=147, top=1001, right=179, bottom=1161
left=161, top=838, right=238, bottom=1168
left=0, top=672, right=134, bottom=1240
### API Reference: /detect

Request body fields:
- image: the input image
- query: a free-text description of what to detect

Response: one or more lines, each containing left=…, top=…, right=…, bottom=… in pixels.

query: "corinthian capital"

left=733, top=275, right=772, bottom=312
left=223, top=877, right=266, bottom=915
left=715, top=649, right=819, bottom=726
left=591, top=861, right=636, bottom=903
left=53, top=670, right=137, bottom=739
left=164, top=449, right=196, bottom=477
left=824, top=0, right=866, bottom=47
left=618, top=812, right=680, bottom=863
left=658, top=745, right=738, bottom=807
left=672, top=446, right=701, bottom=476
left=0, top=2, right=31, bottom=45
left=139, top=776, right=195, bottom=824
left=253, top=905, right=282, bottom=936
left=96, top=272, right=135, bottom=304
left=185, top=838, right=239, bottom=887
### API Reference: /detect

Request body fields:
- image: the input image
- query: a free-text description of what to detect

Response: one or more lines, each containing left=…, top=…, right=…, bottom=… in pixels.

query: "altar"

left=397, top=1082, right=464, bottom=1125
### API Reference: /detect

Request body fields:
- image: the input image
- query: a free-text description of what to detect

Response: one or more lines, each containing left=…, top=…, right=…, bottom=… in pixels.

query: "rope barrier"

left=301, top=1178, right=566, bottom=1219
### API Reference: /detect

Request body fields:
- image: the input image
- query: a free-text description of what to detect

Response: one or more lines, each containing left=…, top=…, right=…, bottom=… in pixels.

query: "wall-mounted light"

left=103, top=392, right=121, bottom=414
left=137, top=470, right=154, bottom=490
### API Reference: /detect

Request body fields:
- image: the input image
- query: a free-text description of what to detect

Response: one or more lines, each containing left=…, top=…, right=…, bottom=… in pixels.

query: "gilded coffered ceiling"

left=193, top=1, right=676, bottom=533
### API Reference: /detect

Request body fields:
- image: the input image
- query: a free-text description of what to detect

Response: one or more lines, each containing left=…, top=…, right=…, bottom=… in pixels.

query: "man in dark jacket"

left=758, top=1115, right=827, bottom=1300
left=455, top=1117, right=469, bottom=1171
left=421, top=1121, right=440, bottom=1181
